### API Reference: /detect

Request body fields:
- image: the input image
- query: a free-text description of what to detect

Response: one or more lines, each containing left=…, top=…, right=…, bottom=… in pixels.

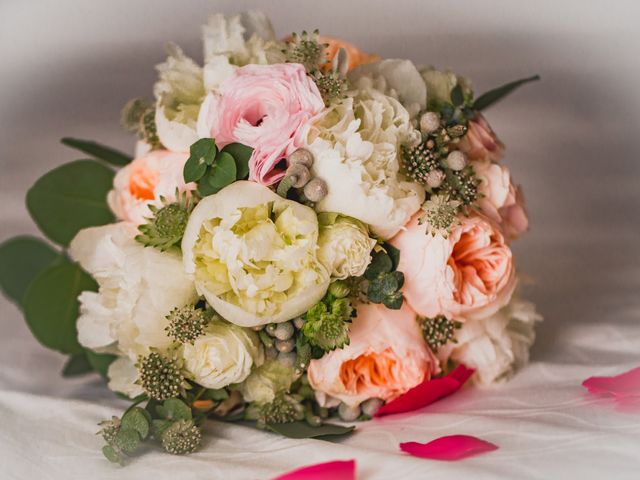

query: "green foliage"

left=23, top=259, right=97, bottom=354
left=121, top=407, right=151, bottom=440
left=364, top=247, right=405, bottom=310
left=265, top=421, right=355, bottom=439
left=26, top=160, right=115, bottom=246
left=0, top=236, right=59, bottom=308
left=183, top=138, right=217, bottom=182
left=62, top=353, right=93, bottom=377
left=86, top=350, right=117, bottom=378
left=222, top=143, right=252, bottom=179
left=302, top=295, right=353, bottom=351
left=61, top=137, right=132, bottom=166
left=156, top=398, right=193, bottom=422
left=472, top=74, right=540, bottom=111
left=135, top=193, right=193, bottom=251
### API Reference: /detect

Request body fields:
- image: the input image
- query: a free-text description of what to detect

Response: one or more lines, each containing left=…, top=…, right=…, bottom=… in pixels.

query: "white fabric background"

left=1, top=1, right=639, bottom=478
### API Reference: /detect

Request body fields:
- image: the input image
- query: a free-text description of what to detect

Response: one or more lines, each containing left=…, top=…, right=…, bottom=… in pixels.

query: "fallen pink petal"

left=272, top=459, right=356, bottom=480
left=400, top=435, right=498, bottom=461
left=375, top=365, right=474, bottom=417
left=582, top=367, right=640, bottom=398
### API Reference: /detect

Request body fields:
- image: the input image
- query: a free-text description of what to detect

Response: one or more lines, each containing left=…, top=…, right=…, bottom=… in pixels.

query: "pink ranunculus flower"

left=107, top=150, right=195, bottom=225
left=473, top=160, right=529, bottom=240
left=390, top=213, right=517, bottom=321
left=197, top=63, right=325, bottom=185
left=458, top=113, right=505, bottom=163
left=307, top=302, right=439, bottom=407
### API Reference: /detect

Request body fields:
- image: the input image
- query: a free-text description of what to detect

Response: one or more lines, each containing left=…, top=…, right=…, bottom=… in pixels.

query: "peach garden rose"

left=457, top=113, right=505, bottom=163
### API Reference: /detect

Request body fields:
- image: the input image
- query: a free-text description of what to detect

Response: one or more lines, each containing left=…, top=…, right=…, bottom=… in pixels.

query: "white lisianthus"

left=107, top=356, right=144, bottom=398
left=181, top=181, right=330, bottom=327
left=306, top=78, right=425, bottom=239
left=69, top=223, right=197, bottom=359
left=237, top=359, right=296, bottom=404
left=317, top=213, right=377, bottom=280
left=442, top=296, right=543, bottom=385
left=182, top=321, right=264, bottom=389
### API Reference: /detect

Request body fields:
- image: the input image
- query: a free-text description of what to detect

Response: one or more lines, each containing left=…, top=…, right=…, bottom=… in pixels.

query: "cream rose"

left=317, top=214, right=377, bottom=280
left=307, top=302, right=438, bottom=407
left=183, top=321, right=264, bottom=389
left=237, top=359, right=296, bottom=404
left=181, top=181, right=330, bottom=327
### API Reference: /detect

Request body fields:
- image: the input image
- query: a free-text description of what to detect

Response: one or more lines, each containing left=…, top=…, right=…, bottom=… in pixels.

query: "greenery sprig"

left=363, top=244, right=404, bottom=310
left=301, top=281, right=354, bottom=351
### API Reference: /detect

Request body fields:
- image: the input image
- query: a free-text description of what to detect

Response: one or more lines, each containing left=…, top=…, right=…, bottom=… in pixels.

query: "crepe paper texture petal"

left=400, top=435, right=498, bottom=461
left=272, top=459, right=356, bottom=480
left=582, top=367, right=640, bottom=398
left=375, top=365, right=474, bottom=417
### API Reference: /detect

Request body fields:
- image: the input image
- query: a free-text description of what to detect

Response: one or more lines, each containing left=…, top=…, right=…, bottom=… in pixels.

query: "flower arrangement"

left=0, top=11, right=542, bottom=464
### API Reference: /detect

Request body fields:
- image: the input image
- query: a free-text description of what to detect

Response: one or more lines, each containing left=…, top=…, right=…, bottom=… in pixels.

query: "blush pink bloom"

left=390, top=213, right=517, bottom=321
left=197, top=63, right=325, bottom=185
left=307, top=302, right=438, bottom=407
left=458, top=113, right=505, bottom=163
left=107, top=150, right=195, bottom=225
left=473, top=160, right=529, bottom=240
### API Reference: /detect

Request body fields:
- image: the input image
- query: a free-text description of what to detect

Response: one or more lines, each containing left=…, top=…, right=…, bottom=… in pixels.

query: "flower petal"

left=272, top=459, right=356, bottom=480
left=582, top=367, right=640, bottom=398
left=400, top=435, right=498, bottom=461
left=375, top=365, right=474, bottom=417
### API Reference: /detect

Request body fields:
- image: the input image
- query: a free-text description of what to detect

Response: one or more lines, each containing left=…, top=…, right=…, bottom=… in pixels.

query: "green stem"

left=276, top=175, right=296, bottom=198
left=123, top=394, right=148, bottom=415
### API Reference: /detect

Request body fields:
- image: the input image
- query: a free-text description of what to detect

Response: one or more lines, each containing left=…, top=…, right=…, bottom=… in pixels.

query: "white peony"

left=442, top=296, right=542, bottom=385
left=107, top=356, right=144, bottom=398
left=69, top=223, right=197, bottom=359
left=317, top=213, right=377, bottom=279
left=182, top=321, right=263, bottom=389
left=237, top=359, right=296, bottom=404
left=305, top=77, right=425, bottom=239
left=181, top=181, right=330, bottom=327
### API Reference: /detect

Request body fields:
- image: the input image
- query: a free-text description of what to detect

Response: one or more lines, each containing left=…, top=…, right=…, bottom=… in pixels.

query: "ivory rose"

left=107, top=150, right=195, bottom=225
left=307, top=303, right=438, bottom=407
left=474, top=160, right=529, bottom=240
left=457, top=113, right=505, bottom=163
left=391, top=213, right=517, bottom=321
left=197, top=63, right=325, bottom=185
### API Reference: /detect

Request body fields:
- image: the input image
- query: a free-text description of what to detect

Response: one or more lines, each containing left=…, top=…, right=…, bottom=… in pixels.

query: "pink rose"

left=390, top=213, right=517, bottom=321
left=107, top=150, right=195, bottom=225
left=473, top=161, right=529, bottom=240
left=458, top=113, right=505, bottom=163
left=197, top=63, right=325, bottom=185
left=307, top=303, right=438, bottom=407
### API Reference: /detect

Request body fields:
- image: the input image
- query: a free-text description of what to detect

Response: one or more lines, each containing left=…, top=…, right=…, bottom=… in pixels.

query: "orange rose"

left=318, top=36, right=379, bottom=72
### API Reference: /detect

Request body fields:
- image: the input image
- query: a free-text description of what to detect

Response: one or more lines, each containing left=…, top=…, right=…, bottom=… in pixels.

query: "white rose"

left=306, top=79, right=425, bottom=239
left=183, top=321, right=264, bottom=389
left=107, top=356, right=144, bottom=398
left=442, top=296, right=542, bottom=385
left=69, top=223, right=198, bottom=359
left=420, top=66, right=473, bottom=109
left=182, top=181, right=330, bottom=327
left=237, top=359, right=295, bottom=404
left=317, top=214, right=377, bottom=279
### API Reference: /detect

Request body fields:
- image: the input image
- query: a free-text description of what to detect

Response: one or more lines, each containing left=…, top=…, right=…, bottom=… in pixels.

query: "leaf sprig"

left=363, top=244, right=404, bottom=310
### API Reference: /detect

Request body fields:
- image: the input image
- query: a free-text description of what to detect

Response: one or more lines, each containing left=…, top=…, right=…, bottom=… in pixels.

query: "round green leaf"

left=0, top=236, right=60, bottom=308
left=23, top=260, right=98, bottom=354
left=121, top=408, right=150, bottom=440
left=102, top=445, right=121, bottom=464
left=113, top=427, right=141, bottom=454
left=157, top=398, right=192, bottom=421
left=209, top=152, right=237, bottom=191
left=222, top=142, right=253, bottom=179
left=26, top=160, right=115, bottom=246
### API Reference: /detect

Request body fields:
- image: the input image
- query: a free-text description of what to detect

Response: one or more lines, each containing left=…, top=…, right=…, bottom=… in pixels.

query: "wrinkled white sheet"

left=1, top=1, right=639, bottom=479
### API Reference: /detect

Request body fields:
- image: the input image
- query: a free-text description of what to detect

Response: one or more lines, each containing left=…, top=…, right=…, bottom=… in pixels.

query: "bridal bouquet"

left=0, top=11, right=541, bottom=464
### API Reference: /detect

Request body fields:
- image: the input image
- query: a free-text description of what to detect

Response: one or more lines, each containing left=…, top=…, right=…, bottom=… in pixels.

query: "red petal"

left=375, top=365, right=474, bottom=417
left=400, top=435, right=498, bottom=461
left=272, top=459, right=356, bottom=480
left=582, top=367, right=640, bottom=398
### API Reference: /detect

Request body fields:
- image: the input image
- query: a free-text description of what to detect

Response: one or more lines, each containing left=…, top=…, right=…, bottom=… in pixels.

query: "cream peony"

left=440, top=297, right=542, bottom=385
left=317, top=214, right=377, bottom=280
left=306, top=77, right=425, bottom=239
left=307, top=302, right=438, bottom=407
left=107, top=150, right=195, bottom=225
left=237, top=359, right=296, bottom=404
left=181, top=181, right=330, bottom=327
left=182, top=321, right=263, bottom=389
left=69, top=223, right=198, bottom=359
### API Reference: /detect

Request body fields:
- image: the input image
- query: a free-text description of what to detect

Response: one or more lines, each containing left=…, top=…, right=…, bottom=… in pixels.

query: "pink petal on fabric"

left=375, top=365, right=474, bottom=417
left=272, top=459, right=356, bottom=480
left=400, top=435, right=498, bottom=461
left=582, top=367, right=640, bottom=398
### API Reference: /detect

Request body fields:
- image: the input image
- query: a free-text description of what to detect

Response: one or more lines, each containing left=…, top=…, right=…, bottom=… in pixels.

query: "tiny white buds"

left=405, top=129, right=423, bottom=148
left=288, top=148, right=314, bottom=168
left=426, top=169, right=446, bottom=188
left=420, top=112, right=440, bottom=134
left=446, top=150, right=467, bottom=171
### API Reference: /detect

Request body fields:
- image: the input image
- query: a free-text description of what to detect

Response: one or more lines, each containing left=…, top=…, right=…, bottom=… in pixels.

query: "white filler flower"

left=182, top=181, right=330, bottom=327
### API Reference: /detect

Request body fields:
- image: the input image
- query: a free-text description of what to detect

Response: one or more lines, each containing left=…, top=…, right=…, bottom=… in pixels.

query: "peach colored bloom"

left=458, top=113, right=505, bottom=163
left=318, top=36, right=379, bottom=71
left=107, top=150, right=194, bottom=225
left=390, top=213, right=517, bottom=321
left=473, top=161, right=529, bottom=240
left=307, top=302, right=438, bottom=407
left=197, top=63, right=324, bottom=185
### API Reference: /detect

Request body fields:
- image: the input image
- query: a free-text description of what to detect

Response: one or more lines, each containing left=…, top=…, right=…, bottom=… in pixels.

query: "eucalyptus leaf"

left=383, top=291, right=404, bottom=310
left=378, top=272, right=400, bottom=295
left=23, top=260, right=97, bottom=354
left=151, top=419, right=172, bottom=438
left=184, top=138, right=217, bottom=182
left=62, top=353, right=93, bottom=377
left=364, top=252, right=392, bottom=280
left=222, top=143, right=253, bottom=179
left=102, top=445, right=121, bottom=464
left=366, top=280, right=387, bottom=304
left=196, top=172, right=219, bottom=197
left=121, top=408, right=150, bottom=440
left=113, top=427, right=141, bottom=454
left=266, top=421, right=355, bottom=439
left=157, top=398, right=192, bottom=421
left=26, top=160, right=115, bottom=246
left=61, top=137, right=132, bottom=166
left=384, top=243, right=401, bottom=271
left=209, top=152, right=237, bottom=191
left=0, top=235, right=59, bottom=307
left=450, top=84, right=464, bottom=107
left=201, top=389, right=229, bottom=401
left=472, top=74, right=540, bottom=111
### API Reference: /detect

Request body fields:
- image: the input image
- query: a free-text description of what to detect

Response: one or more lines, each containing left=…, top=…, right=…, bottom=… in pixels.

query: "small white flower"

left=107, top=356, right=144, bottom=398
left=237, top=359, right=295, bottom=404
